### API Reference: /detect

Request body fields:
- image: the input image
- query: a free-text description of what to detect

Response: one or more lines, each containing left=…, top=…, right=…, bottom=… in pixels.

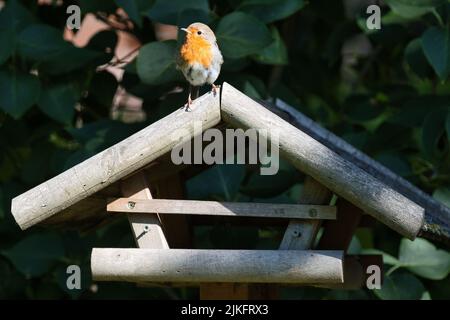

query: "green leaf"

left=18, top=24, right=103, bottom=75
left=114, top=0, right=154, bottom=27
left=433, top=187, right=450, bottom=208
left=18, top=24, right=66, bottom=60
left=186, top=164, right=245, bottom=201
left=216, top=12, right=272, bottom=59
left=404, top=38, right=433, bottom=78
left=137, top=40, right=180, bottom=85
left=421, top=107, right=449, bottom=160
left=399, top=238, right=450, bottom=280
left=0, top=186, right=4, bottom=219
left=2, top=233, right=65, bottom=278
left=361, top=248, right=400, bottom=265
left=374, top=152, right=411, bottom=177
left=422, top=27, right=450, bottom=80
left=0, top=69, right=40, bottom=119
left=344, top=95, right=384, bottom=123
left=20, top=142, right=53, bottom=185
left=146, top=0, right=209, bottom=25
left=0, top=29, right=13, bottom=65
left=252, top=27, right=288, bottom=65
left=384, top=0, right=444, bottom=18
left=226, top=74, right=266, bottom=99
left=40, top=48, right=102, bottom=75
left=446, top=110, right=450, bottom=139
left=237, top=0, right=306, bottom=23
left=374, top=271, right=426, bottom=300
left=38, top=83, right=80, bottom=125
left=0, top=257, right=27, bottom=298
left=88, top=71, right=118, bottom=108
left=177, top=8, right=211, bottom=28
left=240, top=160, right=300, bottom=198
left=0, top=0, right=35, bottom=51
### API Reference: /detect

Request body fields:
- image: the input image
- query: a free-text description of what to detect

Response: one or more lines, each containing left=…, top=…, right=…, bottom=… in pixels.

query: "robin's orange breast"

left=180, top=36, right=213, bottom=68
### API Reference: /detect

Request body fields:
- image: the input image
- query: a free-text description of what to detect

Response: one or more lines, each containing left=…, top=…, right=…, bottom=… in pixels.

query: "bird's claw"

left=184, top=94, right=193, bottom=112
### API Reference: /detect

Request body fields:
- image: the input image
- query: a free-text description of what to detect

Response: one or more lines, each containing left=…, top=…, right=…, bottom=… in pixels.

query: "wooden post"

left=121, top=172, right=168, bottom=249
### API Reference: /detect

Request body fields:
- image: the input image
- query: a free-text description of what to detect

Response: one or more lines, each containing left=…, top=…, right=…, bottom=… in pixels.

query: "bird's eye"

left=197, top=31, right=202, bottom=35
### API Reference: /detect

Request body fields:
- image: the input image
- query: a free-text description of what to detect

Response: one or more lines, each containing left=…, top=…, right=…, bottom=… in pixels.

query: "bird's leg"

left=211, top=83, right=219, bottom=96
left=184, top=85, right=192, bottom=111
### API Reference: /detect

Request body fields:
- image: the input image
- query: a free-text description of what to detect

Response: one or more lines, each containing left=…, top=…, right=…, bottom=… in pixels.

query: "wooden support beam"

left=91, top=248, right=344, bottom=284
left=121, top=172, right=168, bottom=249
left=280, top=177, right=332, bottom=250
left=155, top=174, right=192, bottom=248
left=221, top=82, right=424, bottom=239
left=317, top=198, right=363, bottom=251
left=313, top=255, right=383, bottom=290
left=269, top=177, right=332, bottom=299
left=107, top=198, right=336, bottom=220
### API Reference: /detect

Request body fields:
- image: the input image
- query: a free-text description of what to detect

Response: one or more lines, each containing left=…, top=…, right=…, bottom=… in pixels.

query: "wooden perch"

left=11, top=92, right=221, bottom=230
left=221, top=83, right=424, bottom=239
left=107, top=198, right=336, bottom=220
left=91, top=248, right=344, bottom=284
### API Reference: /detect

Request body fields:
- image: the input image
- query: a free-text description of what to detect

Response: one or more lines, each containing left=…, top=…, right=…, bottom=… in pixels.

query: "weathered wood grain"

left=221, top=82, right=424, bottom=239
left=91, top=248, right=344, bottom=284
left=107, top=198, right=336, bottom=220
left=279, top=177, right=332, bottom=250
left=121, top=172, right=169, bottom=249
left=11, top=92, right=221, bottom=230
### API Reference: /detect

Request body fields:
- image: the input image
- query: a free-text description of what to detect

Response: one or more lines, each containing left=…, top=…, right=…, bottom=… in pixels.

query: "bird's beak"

left=180, top=28, right=191, bottom=34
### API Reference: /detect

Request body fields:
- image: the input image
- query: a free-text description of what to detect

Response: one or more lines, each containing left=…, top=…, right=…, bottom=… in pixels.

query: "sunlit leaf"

left=399, top=238, right=450, bottom=280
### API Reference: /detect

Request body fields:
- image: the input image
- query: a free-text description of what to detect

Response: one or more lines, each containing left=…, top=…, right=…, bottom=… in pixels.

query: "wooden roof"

left=12, top=82, right=445, bottom=242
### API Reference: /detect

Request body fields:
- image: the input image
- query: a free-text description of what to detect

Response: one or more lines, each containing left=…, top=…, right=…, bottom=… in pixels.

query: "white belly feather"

left=182, top=46, right=222, bottom=86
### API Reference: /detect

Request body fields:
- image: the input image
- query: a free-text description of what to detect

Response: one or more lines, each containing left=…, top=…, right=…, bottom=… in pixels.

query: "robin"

left=176, top=22, right=224, bottom=110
